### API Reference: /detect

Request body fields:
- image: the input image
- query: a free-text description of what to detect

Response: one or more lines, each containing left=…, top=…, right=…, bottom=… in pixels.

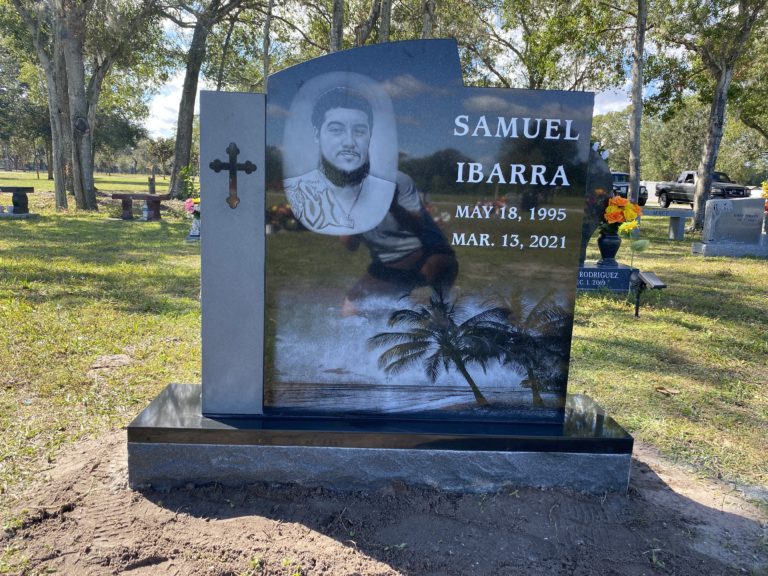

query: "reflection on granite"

left=128, top=384, right=632, bottom=454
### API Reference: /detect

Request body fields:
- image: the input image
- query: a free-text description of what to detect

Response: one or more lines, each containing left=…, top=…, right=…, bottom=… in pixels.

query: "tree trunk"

left=454, top=358, right=489, bottom=406
left=45, top=57, right=70, bottom=209
left=330, top=0, right=344, bottom=52
left=216, top=11, right=239, bottom=91
left=12, top=0, right=70, bottom=208
left=693, top=69, right=733, bottom=229
left=86, top=59, right=110, bottom=185
left=46, top=139, right=53, bottom=181
left=379, top=0, right=391, bottom=42
left=354, top=0, right=380, bottom=46
left=526, top=368, right=543, bottom=407
left=61, top=3, right=97, bottom=209
left=54, top=43, right=75, bottom=199
left=14, top=0, right=146, bottom=209
left=51, top=31, right=74, bottom=206
left=421, top=0, right=435, bottom=39
left=169, top=16, right=212, bottom=198
left=168, top=0, right=247, bottom=197
left=262, top=0, right=273, bottom=90
left=690, top=2, right=765, bottom=229
left=628, top=0, right=646, bottom=205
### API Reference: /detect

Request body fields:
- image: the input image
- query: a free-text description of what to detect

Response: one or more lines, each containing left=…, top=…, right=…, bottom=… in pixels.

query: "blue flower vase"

left=597, top=232, right=621, bottom=267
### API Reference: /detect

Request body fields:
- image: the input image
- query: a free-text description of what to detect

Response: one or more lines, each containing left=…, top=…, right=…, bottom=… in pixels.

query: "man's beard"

left=321, top=156, right=370, bottom=187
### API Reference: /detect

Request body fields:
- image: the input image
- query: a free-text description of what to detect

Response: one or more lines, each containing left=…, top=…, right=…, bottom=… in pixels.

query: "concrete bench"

left=0, top=186, right=34, bottom=214
left=112, top=193, right=171, bottom=221
left=640, top=208, right=694, bottom=240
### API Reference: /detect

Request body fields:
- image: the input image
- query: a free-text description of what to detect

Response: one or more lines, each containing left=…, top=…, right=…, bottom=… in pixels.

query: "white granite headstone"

left=200, top=91, right=266, bottom=415
left=702, top=198, right=764, bottom=245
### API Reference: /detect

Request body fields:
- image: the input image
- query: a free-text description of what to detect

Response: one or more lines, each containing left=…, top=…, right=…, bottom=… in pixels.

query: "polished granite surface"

left=128, top=384, right=633, bottom=454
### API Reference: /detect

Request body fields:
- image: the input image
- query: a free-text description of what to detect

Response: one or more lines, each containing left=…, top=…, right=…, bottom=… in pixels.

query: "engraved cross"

left=209, top=142, right=257, bottom=209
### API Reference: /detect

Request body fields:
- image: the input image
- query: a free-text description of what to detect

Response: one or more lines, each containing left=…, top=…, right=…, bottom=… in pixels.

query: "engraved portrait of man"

left=282, top=72, right=398, bottom=235
left=281, top=72, right=457, bottom=312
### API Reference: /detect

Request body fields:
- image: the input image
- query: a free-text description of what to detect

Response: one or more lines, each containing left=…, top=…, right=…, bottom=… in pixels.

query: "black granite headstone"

left=127, top=40, right=633, bottom=493
left=264, top=40, right=593, bottom=420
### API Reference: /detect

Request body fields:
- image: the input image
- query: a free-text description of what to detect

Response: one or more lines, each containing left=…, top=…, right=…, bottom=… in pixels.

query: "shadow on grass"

left=576, top=274, right=767, bottom=351
left=0, top=216, right=200, bottom=315
left=572, top=331, right=760, bottom=398
left=12, top=270, right=200, bottom=315
left=658, top=268, right=768, bottom=324
left=1, top=217, right=194, bottom=264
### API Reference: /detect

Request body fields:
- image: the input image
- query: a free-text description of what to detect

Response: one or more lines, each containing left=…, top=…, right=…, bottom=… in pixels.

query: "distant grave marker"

left=702, top=198, right=763, bottom=244
left=692, top=198, right=768, bottom=257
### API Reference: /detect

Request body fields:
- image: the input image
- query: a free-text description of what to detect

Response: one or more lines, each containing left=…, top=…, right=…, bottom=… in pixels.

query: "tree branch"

left=471, top=8, right=527, bottom=63
left=597, top=0, right=636, bottom=19
left=10, top=0, right=53, bottom=66
left=253, top=8, right=327, bottom=52
left=466, top=44, right=510, bottom=87
left=739, top=112, right=768, bottom=141
left=354, top=0, right=381, bottom=46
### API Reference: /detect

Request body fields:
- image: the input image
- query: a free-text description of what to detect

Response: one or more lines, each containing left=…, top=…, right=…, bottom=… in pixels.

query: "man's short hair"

left=311, top=87, right=373, bottom=131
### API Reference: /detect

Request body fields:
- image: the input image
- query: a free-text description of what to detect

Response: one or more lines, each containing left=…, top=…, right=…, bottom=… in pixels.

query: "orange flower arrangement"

left=599, top=195, right=642, bottom=234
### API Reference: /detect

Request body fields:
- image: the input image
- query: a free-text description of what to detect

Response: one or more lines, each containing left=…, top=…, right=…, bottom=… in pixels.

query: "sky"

left=593, top=87, right=633, bottom=116
left=145, top=72, right=198, bottom=139
left=143, top=74, right=632, bottom=139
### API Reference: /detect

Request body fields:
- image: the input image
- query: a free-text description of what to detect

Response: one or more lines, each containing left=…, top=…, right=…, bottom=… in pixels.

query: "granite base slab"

left=692, top=236, right=768, bottom=258
left=127, top=384, right=634, bottom=493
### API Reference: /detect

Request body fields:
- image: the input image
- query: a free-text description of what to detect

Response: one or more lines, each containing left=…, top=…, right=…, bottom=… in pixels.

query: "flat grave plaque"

left=577, top=263, right=635, bottom=292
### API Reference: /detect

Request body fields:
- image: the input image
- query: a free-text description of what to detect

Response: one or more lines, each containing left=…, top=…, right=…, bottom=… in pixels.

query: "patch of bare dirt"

left=86, top=357, right=134, bottom=382
left=2, top=431, right=766, bottom=576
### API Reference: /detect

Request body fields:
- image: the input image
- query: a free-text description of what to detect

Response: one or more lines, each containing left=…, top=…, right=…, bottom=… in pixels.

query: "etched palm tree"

left=499, top=287, right=572, bottom=407
left=368, top=291, right=512, bottom=406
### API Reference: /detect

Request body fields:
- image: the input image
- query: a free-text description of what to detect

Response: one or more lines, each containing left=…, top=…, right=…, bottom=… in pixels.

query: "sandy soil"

left=2, top=432, right=766, bottom=576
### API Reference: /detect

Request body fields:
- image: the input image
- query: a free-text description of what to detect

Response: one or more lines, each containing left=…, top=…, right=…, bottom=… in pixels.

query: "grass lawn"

left=0, top=170, right=766, bottom=524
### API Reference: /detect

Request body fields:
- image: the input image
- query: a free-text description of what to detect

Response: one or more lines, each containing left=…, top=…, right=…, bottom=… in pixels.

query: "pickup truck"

left=655, top=170, right=750, bottom=208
